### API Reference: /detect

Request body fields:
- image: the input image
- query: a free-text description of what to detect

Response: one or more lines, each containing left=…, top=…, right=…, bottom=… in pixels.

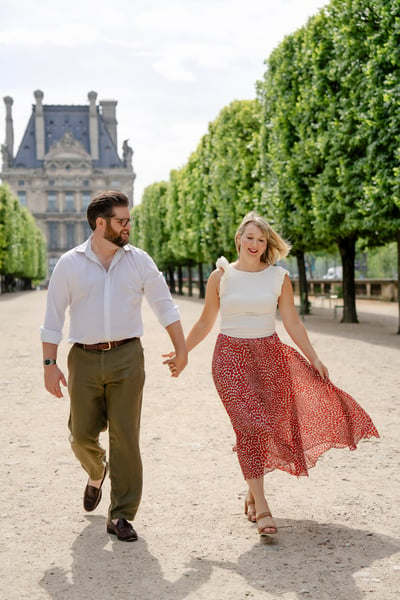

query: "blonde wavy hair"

left=235, top=212, right=291, bottom=264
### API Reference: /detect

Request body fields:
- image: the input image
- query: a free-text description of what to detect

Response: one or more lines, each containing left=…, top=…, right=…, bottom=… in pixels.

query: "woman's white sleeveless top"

left=216, top=256, right=288, bottom=338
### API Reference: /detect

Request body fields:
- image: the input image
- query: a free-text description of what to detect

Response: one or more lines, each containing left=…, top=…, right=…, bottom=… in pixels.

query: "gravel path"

left=1, top=290, right=399, bottom=600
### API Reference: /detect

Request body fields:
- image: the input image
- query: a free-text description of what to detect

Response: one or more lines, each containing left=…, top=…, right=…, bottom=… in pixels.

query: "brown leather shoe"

left=83, top=462, right=108, bottom=512
left=107, top=518, right=138, bottom=542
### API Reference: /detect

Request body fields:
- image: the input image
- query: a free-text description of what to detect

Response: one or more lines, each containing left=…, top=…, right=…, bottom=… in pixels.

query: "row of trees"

left=132, top=99, right=262, bottom=295
left=132, top=0, right=400, bottom=330
left=261, top=0, right=400, bottom=324
left=0, top=185, right=47, bottom=292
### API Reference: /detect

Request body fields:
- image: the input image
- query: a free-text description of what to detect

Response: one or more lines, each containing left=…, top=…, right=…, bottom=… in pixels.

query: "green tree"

left=181, top=149, right=212, bottom=297
left=357, top=0, right=400, bottom=331
left=0, top=186, right=20, bottom=281
left=132, top=182, right=179, bottom=292
left=207, top=99, right=262, bottom=260
left=259, top=22, right=333, bottom=315
left=308, top=1, right=381, bottom=322
left=165, top=169, right=187, bottom=294
left=0, top=185, right=46, bottom=290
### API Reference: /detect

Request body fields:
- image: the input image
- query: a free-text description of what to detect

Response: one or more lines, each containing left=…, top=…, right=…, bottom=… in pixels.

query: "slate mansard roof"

left=13, top=104, right=123, bottom=169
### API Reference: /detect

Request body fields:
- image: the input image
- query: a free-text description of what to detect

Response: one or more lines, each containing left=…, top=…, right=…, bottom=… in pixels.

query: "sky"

left=0, top=0, right=329, bottom=203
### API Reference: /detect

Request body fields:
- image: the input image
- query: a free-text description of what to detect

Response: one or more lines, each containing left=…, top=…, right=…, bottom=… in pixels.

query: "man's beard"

left=104, top=224, right=129, bottom=247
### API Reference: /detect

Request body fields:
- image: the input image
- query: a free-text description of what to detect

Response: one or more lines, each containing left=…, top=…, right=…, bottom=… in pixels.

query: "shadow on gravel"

left=203, top=518, right=400, bottom=600
left=285, top=307, right=400, bottom=350
left=39, top=515, right=213, bottom=600
left=39, top=517, right=399, bottom=599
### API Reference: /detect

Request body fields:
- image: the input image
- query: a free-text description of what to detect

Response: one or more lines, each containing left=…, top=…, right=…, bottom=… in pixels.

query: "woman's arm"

left=278, top=275, right=329, bottom=378
left=186, top=268, right=222, bottom=352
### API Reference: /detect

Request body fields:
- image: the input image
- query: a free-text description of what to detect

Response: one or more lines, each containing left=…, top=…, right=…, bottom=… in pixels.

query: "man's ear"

left=95, top=215, right=106, bottom=230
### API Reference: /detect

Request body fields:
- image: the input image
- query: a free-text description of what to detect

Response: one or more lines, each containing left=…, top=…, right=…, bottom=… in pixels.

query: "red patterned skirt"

left=212, top=333, right=379, bottom=479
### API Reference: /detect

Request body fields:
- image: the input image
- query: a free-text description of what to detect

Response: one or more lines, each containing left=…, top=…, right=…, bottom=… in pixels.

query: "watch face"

left=44, top=359, right=56, bottom=365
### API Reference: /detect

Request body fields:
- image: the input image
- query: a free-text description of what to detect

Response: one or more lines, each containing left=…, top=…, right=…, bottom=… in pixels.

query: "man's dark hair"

left=87, top=190, right=129, bottom=231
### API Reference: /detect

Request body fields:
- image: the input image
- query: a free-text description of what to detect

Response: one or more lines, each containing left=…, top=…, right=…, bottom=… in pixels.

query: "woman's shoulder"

left=209, top=256, right=231, bottom=292
left=269, top=265, right=290, bottom=293
left=271, top=264, right=289, bottom=277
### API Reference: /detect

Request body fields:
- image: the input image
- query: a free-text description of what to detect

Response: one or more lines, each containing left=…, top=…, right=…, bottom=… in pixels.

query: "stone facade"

left=1, top=90, right=135, bottom=277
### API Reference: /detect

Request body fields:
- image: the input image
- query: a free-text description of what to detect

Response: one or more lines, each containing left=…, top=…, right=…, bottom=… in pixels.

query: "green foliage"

left=165, top=168, right=187, bottom=264
left=133, top=100, right=262, bottom=267
left=0, top=184, right=46, bottom=282
left=259, top=0, right=400, bottom=249
left=259, top=23, right=326, bottom=251
left=132, top=0, right=400, bottom=319
left=358, top=0, right=400, bottom=239
left=130, top=181, right=175, bottom=269
left=207, top=100, right=263, bottom=258
left=366, top=243, right=397, bottom=278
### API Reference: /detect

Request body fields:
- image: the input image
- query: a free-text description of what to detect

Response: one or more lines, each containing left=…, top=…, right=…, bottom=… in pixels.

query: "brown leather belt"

left=74, top=338, right=137, bottom=351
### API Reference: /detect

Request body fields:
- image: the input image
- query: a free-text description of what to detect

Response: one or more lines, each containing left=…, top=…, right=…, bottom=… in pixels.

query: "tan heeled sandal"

left=256, top=511, right=277, bottom=536
left=244, top=497, right=257, bottom=522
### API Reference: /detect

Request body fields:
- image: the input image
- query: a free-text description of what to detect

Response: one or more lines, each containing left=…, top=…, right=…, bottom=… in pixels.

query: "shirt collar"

left=76, top=236, right=132, bottom=260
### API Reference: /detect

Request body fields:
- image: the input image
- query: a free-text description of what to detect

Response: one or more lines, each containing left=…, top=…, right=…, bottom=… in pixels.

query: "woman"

left=166, top=212, right=379, bottom=536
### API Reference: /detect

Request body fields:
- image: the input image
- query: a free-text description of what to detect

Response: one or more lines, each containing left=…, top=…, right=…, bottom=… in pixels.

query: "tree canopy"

left=0, top=185, right=46, bottom=289
left=131, top=0, right=400, bottom=327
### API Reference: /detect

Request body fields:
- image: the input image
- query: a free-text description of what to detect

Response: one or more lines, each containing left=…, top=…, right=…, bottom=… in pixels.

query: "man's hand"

left=44, top=365, right=67, bottom=398
left=164, top=321, right=188, bottom=377
left=162, top=351, right=188, bottom=377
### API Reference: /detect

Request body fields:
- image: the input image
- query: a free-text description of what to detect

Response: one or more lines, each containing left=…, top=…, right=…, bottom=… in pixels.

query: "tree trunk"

left=4, top=274, right=15, bottom=293
left=397, top=230, right=400, bottom=334
left=177, top=265, right=183, bottom=295
left=338, top=235, right=358, bottom=323
left=168, top=266, right=176, bottom=295
left=198, top=263, right=205, bottom=299
left=296, top=251, right=310, bottom=315
left=187, top=262, right=193, bottom=297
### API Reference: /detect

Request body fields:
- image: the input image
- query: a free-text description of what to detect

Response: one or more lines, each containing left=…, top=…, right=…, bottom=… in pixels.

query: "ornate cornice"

left=44, top=132, right=91, bottom=163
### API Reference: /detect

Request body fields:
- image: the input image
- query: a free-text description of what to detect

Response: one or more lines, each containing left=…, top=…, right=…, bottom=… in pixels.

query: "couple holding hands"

left=41, top=190, right=378, bottom=541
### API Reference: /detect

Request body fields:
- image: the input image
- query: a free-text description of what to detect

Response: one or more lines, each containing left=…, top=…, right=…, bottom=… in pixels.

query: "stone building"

left=1, top=90, right=135, bottom=277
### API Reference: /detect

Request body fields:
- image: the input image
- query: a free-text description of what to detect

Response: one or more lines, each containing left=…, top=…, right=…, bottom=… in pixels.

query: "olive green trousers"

left=67, top=338, right=145, bottom=521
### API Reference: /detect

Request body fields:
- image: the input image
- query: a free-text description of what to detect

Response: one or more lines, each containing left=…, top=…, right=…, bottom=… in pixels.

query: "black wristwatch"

left=43, top=359, right=57, bottom=366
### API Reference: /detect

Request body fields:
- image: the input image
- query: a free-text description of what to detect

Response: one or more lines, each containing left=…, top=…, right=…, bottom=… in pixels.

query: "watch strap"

left=43, top=358, right=57, bottom=366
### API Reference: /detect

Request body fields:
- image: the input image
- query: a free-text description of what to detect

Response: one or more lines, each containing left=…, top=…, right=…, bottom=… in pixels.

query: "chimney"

left=34, top=89, right=45, bottom=160
left=88, top=91, right=99, bottom=160
left=3, top=96, right=14, bottom=160
left=99, top=99, right=118, bottom=148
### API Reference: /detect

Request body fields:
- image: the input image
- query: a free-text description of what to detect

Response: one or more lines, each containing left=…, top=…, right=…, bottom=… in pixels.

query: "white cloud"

left=152, top=56, right=196, bottom=82
left=0, top=25, right=101, bottom=47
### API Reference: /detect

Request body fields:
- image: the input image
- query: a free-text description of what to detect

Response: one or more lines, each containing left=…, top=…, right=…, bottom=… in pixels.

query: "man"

left=41, top=190, right=187, bottom=542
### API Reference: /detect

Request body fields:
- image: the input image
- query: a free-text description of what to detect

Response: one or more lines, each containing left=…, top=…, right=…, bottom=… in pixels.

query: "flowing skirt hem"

left=213, top=333, right=379, bottom=480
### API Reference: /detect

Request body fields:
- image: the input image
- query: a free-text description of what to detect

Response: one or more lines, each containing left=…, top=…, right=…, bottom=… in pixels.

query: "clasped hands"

left=162, top=351, right=188, bottom=377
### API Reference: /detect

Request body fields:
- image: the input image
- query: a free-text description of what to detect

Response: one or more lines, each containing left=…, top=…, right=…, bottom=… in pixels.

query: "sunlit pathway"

left=1, top=290, right=399, bottom=600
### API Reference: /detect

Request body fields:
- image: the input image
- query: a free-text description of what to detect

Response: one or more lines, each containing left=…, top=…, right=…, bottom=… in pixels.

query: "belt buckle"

left=102, top=341, right=112, bottom=351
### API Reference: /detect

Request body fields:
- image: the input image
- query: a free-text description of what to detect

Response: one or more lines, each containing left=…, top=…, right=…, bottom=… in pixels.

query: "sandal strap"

left=256, top=511, right=272, bottom=522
